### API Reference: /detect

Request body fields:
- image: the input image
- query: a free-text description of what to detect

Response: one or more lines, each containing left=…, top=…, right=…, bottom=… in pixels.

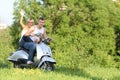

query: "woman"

left=19, top=10, right=36, bottom=64
left=20, top=10, right=34, bottom=37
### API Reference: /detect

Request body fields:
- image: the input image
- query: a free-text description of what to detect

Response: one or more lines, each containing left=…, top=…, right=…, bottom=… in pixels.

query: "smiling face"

left=27, top=18, right=34, bottom=28
left=38, top=18, right=45, bottom=28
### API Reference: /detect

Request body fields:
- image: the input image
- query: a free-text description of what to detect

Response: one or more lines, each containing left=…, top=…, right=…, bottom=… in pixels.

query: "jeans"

left=23, top=42, right=36, bottom=62
left=19, top=36, right=33, bottom=47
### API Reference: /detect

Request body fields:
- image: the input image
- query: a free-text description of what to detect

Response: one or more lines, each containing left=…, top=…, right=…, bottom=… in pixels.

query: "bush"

left=10, top=0, right=120, bottom=69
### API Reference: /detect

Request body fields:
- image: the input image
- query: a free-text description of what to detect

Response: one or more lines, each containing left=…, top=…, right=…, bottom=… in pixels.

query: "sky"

left=0, top=0, right=42, bottom=26
left=0, top=0, right=15, bottom=25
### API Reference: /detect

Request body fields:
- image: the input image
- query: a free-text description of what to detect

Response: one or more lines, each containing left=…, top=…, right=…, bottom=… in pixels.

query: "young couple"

left=19, top=10, right=46, bottom=64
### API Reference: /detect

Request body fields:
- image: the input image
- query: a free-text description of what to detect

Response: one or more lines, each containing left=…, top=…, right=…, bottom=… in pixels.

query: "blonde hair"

left=27, top=18, right=34, bottom=23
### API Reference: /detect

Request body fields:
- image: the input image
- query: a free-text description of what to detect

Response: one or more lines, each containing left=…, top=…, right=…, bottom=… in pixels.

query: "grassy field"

left=0, top=29, right=120, bottom=80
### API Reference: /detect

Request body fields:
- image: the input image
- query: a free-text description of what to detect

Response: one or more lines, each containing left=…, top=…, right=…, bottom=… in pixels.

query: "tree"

left=42, top=0, right=120, bottom=68
left=10, top=0, right=120, bottom=69
left=10, top=0, right=44, bottom=48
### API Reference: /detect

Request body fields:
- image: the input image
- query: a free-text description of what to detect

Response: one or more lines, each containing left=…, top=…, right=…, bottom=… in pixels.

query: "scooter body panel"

left=8, top=50, right=28, bottom=61
left=37, top=56, right=56, bottom=68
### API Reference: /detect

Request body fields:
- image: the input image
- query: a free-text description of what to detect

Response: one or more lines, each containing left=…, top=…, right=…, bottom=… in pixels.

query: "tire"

left=13, top=62, right=21, bottom=68
left=13, top=59, right=27, bottom=68
left=40, top=61, right=55, bottom=71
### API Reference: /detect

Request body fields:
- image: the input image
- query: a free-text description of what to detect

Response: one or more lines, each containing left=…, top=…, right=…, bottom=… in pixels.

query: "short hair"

left=39, top=17, right=44, bottom=20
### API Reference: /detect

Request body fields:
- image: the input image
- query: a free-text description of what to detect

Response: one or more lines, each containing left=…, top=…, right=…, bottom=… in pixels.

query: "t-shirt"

left=30, top=26, right=45, bottom=42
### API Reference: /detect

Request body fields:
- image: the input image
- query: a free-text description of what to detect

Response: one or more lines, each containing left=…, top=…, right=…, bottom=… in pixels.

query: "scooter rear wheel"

left=13, top=62, right=21, bottom=68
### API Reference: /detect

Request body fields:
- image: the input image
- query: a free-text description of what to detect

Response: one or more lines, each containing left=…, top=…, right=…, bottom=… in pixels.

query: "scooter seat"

left=17, top=47, right=29, bottom=54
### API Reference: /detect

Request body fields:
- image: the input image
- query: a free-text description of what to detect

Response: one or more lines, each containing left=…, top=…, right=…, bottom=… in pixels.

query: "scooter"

left=7, top=34, right=56, bottom=71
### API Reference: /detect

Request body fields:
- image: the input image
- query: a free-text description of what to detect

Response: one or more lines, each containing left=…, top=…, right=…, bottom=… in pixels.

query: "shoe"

left=27, top=61, right=33, bottom=64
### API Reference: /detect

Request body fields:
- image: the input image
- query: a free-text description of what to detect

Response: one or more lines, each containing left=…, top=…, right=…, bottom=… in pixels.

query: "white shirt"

left=30, top=26, right=45, bottom=42
left=21, top=29, right=28, bottom=36
left=19, top=29, right=28, bottom=41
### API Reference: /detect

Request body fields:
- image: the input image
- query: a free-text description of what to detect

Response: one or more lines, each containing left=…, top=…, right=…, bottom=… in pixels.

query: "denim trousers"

left=23, top=42, right=36, bottom=62
left=19, top=36, right=33, bottom=47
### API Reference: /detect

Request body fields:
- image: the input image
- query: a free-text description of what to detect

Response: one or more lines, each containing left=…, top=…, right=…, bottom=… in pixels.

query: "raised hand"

left=20, top=9, right=25, bottom=16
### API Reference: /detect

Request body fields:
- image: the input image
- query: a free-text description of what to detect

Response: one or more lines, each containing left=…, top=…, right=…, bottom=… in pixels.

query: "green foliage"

left=1, top=29, right=120, bottom=80
left=0, top=29, right=14, bottom=67
left=10, top=0, right=47, bottom=48
left=10, top=0, right=120, bottom=69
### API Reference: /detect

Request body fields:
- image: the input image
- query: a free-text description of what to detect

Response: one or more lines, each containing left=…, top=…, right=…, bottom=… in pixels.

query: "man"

left=30, top=17, right=46, bottom=43
left=32, top=17, right=52, bottom=59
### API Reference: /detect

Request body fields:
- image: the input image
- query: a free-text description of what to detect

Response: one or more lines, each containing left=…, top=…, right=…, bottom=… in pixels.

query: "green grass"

left=0, top=66, right=120, bottom=80
left=0, top=29, right=120, bottom=80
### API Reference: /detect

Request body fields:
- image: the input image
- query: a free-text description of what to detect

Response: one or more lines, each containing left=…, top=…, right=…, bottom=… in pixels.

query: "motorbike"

left=7, top=33, right=56, bottom=71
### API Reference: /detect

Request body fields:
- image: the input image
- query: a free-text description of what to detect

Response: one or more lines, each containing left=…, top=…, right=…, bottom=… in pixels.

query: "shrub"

left=10, top=0, right=120, bottom=69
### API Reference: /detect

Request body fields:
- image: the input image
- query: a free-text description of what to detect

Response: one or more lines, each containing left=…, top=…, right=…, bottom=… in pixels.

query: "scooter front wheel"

left=40, top=61, right=54, bottom=71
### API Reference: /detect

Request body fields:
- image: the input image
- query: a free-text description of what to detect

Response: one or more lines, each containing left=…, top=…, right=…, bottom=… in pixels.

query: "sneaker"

left=27, top=61, right=33, bottom=64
